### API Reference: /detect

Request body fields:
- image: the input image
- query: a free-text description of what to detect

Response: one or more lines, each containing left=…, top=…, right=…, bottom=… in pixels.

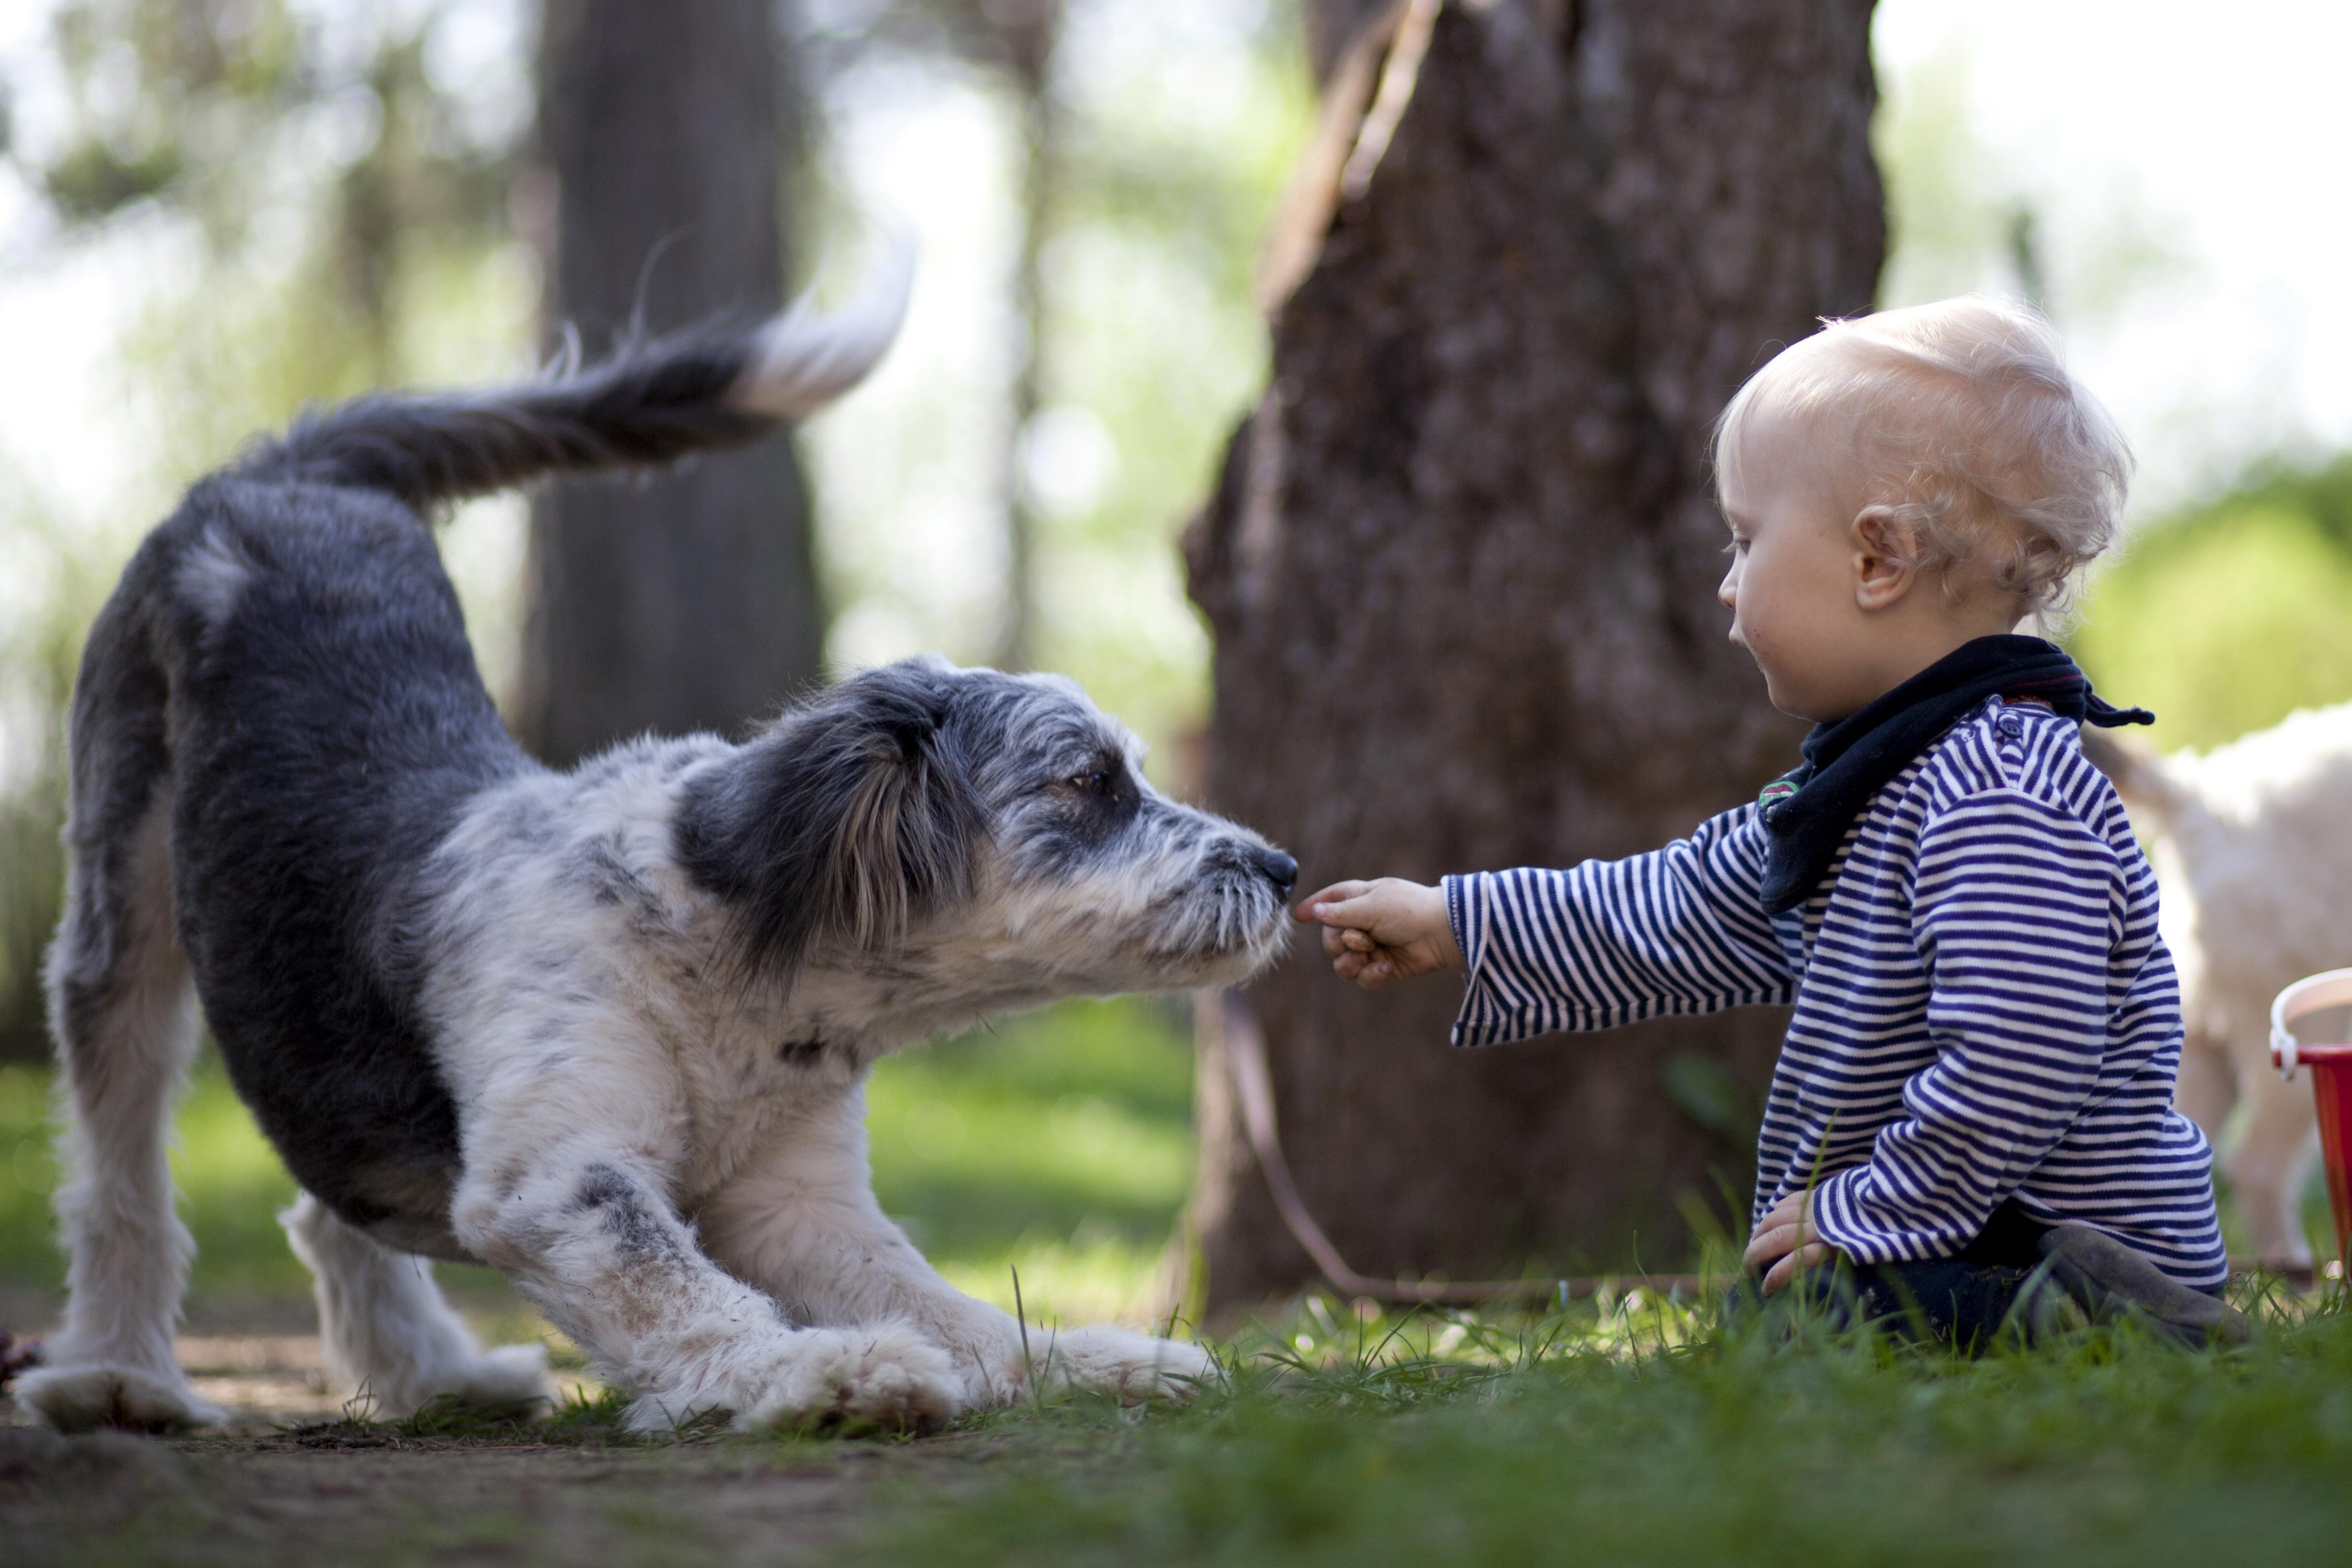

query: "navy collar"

left=1757, top=635, right=2152, bottom=915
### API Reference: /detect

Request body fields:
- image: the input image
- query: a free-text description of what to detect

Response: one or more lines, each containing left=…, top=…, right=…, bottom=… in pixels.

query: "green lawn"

left=0, top=996, right=1194, bottom=1330
left=839, top=1288, right=2352, bottom=1568
left=34, top=1278, right=2322, bottom=1568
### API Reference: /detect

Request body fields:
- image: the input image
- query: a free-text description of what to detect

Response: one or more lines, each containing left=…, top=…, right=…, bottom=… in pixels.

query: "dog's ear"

left=676, top=661, right=982, bottom=985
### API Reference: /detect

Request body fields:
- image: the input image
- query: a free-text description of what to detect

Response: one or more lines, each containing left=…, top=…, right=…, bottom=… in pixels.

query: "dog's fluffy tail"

left=233, top=236, right=914, bottom=511
left=2080, top=725, right=2192, bottom=823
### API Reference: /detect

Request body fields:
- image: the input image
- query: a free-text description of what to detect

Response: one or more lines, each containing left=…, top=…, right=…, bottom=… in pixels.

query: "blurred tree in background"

left=0, top=0, right=532, bottom=1061
left=1185, top=0, right=1880, bottom=1303
left=792, top=0, right=1308, bottom=747
left=795, top=0, right=1066, bottom=673
left=517, top=0, right=822, bottom=763
left=37, top=0, right=524, bottom=413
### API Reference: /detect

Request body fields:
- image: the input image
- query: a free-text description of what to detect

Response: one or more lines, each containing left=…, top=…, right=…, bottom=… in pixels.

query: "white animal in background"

left=2083, top=709, right=2352, bottom=1266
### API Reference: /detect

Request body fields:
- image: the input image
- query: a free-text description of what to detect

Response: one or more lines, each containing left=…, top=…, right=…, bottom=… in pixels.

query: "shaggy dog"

left=19, top=253, right=1298, bottom=1434
left=2085, top=714, right=2352, bottom=1266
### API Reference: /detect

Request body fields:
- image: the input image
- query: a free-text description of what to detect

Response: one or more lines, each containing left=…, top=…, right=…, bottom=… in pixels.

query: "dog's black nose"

left=1255, top=849, right=1299, bottom=894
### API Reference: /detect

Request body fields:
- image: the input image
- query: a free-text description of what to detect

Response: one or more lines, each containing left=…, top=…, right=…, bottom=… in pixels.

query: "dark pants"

left=1730, top=1200, right=2229, bottom=1349
left=1761, top=1257, right=2053, bottom=1345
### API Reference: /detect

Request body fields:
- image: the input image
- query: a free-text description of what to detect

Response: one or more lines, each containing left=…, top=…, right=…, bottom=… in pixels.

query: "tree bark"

left=517, top=0, right=823, bottom=764
left=986, top=0, right=1062, bottom=673
left=1182, top=0, right=1883, bottom=1309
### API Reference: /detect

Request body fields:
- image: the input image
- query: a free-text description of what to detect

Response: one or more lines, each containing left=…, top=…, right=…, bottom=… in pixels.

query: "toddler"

left=1300, top=297, right=2243, bottom=1345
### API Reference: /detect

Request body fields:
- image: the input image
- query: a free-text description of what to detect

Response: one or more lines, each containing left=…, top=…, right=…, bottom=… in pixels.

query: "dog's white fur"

left=2091, top=707, right=2352, bottom=1265
left=737, top=233, right=918, bottom=420
left=415, top=739, right=1260, bottom=1430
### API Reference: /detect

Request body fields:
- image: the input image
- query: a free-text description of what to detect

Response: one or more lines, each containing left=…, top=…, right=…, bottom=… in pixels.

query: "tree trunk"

left=988, top=0, right=1062, bottom=674
left=517, top=0, right=822, bottom=765
left=1182, top=0, right=1883, bottom=1310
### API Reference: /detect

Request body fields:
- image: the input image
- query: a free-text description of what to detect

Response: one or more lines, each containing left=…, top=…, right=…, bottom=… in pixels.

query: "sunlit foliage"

left=2074, top=458, right=2352, bottom=751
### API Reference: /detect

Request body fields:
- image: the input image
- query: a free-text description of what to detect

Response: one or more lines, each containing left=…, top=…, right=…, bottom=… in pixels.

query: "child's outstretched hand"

left=1294, top=879, right=1465, bottom=989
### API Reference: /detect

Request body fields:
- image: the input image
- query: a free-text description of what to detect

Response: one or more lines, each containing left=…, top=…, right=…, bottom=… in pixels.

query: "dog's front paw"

left=1039, top=1326, right=1220, bottom=1405
left=733, top=1323, right=962, bottom=1436
left=18, top=1363, right=230, bottom=1434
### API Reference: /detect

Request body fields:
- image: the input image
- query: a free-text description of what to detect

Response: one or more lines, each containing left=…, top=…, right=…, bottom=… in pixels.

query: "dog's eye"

left=1068, top=770, right=1112, bottom=796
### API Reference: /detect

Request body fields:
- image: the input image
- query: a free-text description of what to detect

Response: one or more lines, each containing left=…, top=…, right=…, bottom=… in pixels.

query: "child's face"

left=1716, top=397, right=2027, bottom=724
left=1716, top=401, right=1883, bottom=723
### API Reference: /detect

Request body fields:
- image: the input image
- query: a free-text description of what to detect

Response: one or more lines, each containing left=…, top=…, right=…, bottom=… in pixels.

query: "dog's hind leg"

left=17, top=778, right=224, bottom=1433
left=280, top=1193, right=549, bottom=1418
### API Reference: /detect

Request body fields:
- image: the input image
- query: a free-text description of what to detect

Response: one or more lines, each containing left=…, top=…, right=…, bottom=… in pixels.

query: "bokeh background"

left=1, top=0, right=2346, bottom=1333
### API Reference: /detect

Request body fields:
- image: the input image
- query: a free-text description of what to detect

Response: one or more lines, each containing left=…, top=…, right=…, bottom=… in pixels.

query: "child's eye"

left=1723, top=536, right=1749, bottom=556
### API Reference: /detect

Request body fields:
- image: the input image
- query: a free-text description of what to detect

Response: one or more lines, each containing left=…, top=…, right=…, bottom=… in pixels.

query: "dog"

left=2084, top=712, right=2352, bottom=1266
left=18, top=247, right=1299, bottom=1434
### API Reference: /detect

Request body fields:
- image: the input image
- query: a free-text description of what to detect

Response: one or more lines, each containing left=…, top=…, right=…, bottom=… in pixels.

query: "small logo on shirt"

left=1758, top=780, right=1799, bottom=809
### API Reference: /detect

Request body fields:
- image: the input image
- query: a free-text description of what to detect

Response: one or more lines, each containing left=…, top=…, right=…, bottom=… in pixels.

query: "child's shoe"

left=2036, top=1225, right=2250, bottom=1347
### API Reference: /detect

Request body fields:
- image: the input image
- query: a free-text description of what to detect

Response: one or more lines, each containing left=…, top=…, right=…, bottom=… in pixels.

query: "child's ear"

left=1849, top=505, right=1917, bottom=611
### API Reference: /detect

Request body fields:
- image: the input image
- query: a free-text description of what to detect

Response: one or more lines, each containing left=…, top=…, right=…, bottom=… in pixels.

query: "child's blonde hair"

left=1714, top=296, right=2132, bottom=616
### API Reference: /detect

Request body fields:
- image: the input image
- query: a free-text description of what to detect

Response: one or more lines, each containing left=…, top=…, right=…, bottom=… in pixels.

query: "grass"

left=866, top=997, right=1194, bottom=1322
left=834, top=1283, right=2352, bottom=1568
left=0, top=995, right=1194, bottom=1328
left=165, top=1278, right=2345, bottom=1568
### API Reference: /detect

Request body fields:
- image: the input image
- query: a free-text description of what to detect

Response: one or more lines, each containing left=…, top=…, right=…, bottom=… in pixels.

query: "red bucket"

left=2268, top=971, right=2352, bottom=1272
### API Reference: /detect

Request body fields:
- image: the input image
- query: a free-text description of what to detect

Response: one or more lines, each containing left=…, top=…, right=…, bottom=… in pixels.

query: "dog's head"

left=675, top=656, right=1295, bottom=1004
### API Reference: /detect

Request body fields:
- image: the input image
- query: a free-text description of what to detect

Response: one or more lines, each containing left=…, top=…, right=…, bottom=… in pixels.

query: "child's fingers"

left=1742, top=1214, right=1815, bottom=1272
left=1331, top=950, right=1394, bottom=989
left=1294, top=881, right=1374, bottom=923
left=1751, top=1192, right=1807, bottom=1242
left=1340, top=929, right=1376, bottom=953
left=1741, top=1224, right=1792, bottom=1272
left=1762, top=1241, right=1833, bottom=1296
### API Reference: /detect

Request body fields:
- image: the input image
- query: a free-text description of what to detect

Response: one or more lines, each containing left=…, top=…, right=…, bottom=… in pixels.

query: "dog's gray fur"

left=22, top=251, right=1296, bottom=1434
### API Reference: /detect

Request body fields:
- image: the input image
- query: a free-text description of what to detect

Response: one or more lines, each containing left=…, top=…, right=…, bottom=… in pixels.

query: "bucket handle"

left=2269, top=968, right=2352, bottom=1081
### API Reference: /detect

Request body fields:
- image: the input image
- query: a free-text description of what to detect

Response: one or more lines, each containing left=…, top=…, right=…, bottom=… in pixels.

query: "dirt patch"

left=0, top=1336, right=1043, bottom=1567
left=0, top=1415, right=1038, bottom=1568
left=160, top=1333, right=601, bottom=1425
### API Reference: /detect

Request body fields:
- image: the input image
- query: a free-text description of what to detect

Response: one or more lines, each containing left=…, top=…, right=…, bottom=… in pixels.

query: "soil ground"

left=0, top=1335, right=990, bottom=1568
left=2, top=1428, right=937, bottom=1568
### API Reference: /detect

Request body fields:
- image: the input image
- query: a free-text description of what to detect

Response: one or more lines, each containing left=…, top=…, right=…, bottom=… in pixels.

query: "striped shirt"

left=1442, top=697, right=2228, bottom=1287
